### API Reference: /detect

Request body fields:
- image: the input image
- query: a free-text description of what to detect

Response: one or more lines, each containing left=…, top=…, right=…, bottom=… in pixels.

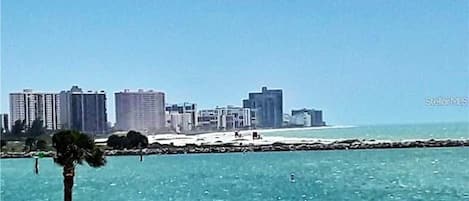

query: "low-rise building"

left=291, top=108, right=325, bottom=127
left=198, top=106, right=252, bottom=131
left=290, top=112, right=312, bottom=127
left=282, top=113, right=291, bottom=127
left=166, top=112, right=192, bottom=133
left=0, top=114, right=9, bottom=134
left=165, top=103, right=197, bottom=133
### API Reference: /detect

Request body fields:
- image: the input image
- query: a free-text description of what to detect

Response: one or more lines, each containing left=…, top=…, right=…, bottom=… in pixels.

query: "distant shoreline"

left=2, top=138, right=468, bottom=159
left=97, top=125, right=355, bottom=147
left=107, top=125, right=351, bottom=136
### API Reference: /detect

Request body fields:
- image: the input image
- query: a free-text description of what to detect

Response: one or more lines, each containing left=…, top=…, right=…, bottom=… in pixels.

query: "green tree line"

left=107, top=131, right=148, bottom=149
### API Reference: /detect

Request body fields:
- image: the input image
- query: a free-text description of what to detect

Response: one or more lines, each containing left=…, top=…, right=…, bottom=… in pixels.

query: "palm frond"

left=52, top=130, right=106, bottom=168
left=85, top=148, right=106, bottom=167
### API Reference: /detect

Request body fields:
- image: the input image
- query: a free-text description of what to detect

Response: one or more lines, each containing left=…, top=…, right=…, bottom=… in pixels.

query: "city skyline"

left=5, top=86, right=323, bottom=132
left=1, top=2, right=469, bottom=201
left=2, top=0, right=468, bottom=125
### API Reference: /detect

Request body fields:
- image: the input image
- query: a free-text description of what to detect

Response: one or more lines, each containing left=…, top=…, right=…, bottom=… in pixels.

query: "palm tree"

left=52, top=130, right=106, bottom=201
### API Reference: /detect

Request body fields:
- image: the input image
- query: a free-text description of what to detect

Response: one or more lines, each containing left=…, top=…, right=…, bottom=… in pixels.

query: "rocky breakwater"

left=2, top=139, right=468, bottom=158
left=104, top=139, right=469, bottom=156
left=0, top=151, right=55, bottom=159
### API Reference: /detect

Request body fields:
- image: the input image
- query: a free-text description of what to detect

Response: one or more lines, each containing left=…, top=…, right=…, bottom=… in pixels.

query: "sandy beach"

left=4, top=125, right=468, bottom=158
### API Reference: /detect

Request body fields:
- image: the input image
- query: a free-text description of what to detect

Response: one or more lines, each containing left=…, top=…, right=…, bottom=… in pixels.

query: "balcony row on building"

left=197, top=106, right=253, bottom=131
left=2, top=86, right=326, bottom=135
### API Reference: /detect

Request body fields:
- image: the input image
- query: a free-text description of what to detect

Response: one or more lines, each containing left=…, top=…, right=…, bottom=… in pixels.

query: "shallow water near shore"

left=2, top=147, right=469, bottom=201
left=264, top=122, right=469, bottom=140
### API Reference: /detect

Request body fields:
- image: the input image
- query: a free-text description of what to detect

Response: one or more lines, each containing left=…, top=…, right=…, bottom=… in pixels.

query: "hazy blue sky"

left=2, top=0, right=468, bottom=125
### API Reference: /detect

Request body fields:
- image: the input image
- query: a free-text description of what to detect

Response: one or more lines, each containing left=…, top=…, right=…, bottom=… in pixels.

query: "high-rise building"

left=243, top=87, right=283, bottom=128
left=290, top=112, right=312, bottom=127
left=291, top=108, right=325, bottom=127
left=198, top=106, right=251, bottom=131
left=115, top=89, right=165, bottom=132
left=165, top=103, right=198, bottom=132
left=9, top=89, right=61, bottom=130
left=0, top=114, right=9, bottom=134
left=59, top=86, right=108, bottom=135
left=311, top=110, right=325, bottom=127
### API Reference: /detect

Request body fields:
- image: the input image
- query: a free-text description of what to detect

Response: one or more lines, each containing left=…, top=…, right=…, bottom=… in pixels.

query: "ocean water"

left=264, top=122, right=469, bottom=140
left=2, top=147, right=469, bottom=201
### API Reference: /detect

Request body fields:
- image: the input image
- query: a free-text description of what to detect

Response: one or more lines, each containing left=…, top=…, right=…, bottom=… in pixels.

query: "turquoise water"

left=265, top=122, right=469, bottom=140
left=2, top=147, right=469, bottom=201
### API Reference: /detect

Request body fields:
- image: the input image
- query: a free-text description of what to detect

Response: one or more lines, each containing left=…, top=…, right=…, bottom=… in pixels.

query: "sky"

left=1, top=0, right=468, bottom=125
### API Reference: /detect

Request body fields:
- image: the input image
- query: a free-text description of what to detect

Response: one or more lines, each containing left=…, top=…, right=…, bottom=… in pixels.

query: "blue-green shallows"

left=1, top=122, right=469, bottom=201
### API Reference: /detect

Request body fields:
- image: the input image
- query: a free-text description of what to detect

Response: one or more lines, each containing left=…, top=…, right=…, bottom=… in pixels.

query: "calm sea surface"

left=1, top=123, right=469, bottom=201
left=2, top=148, right=469, bottom=201
left=265, top=122, right=469, bottom=140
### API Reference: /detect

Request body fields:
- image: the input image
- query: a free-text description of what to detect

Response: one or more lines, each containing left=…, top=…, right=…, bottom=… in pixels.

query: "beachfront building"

left=0, top=114, right=9, bottom=134
left=282, top=113, right=292, bottom=127
left=290, top=112, right=312, bottom=127
left=115, top=89, right=165, bottom=133
left=198, top=106, right=252, bottom=131
left=165, top=112, right=192, bottom=133
left=9, top=89, right=61, bottom=131
left=165, top=103, right=198, bottom=133
left=59, top=86, right=108, bottom=135
left=197, top=109, right=218, bottom=131
left=291, top=108, right=325, bottom=127
left=243, top=87, right=283, bottom=128
left=311, top=110, right=325, bottom=126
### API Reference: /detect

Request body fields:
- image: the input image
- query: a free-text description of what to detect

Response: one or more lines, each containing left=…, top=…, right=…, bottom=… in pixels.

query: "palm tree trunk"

left=140, top=147, right=143, bottom=162
left=63, top=166, right=75, bottom=201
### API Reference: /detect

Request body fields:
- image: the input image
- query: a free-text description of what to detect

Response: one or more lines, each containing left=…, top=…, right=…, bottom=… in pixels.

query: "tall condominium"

left=9, top=89, right=61, bottom=130
left=115, top=89, right=165, bottom=132
left=243, top=87, right=283, bottom=128
left=59, top=86, right=108, bottom=135
left=0, top=114, right=9, bottom=134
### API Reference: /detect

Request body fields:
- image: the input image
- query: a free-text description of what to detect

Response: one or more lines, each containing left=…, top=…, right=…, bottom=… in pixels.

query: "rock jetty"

left=1, top=139, right=468, bottom=158
left=108, top=139, right=469, bottom=155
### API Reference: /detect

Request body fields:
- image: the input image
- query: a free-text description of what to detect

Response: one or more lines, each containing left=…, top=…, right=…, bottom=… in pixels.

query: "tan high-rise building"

left=115, top=89, right=165, bottom=132
left=9, top=89, right=61, bottom=131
